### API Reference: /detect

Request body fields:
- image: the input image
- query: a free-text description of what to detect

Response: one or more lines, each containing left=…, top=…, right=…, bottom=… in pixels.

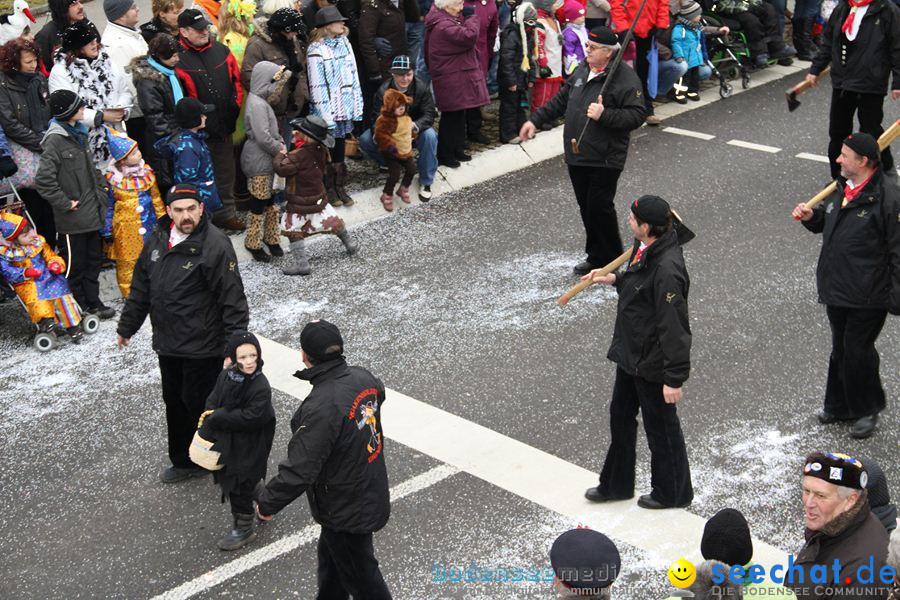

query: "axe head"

left=786, top=89, right=801, bottom=112
left=671, top=209, right=695, bottom=246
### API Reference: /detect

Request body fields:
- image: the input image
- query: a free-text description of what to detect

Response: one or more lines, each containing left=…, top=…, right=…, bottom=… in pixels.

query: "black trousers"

left=381, top=153, right=416, bottom=194
left=598, top=367, right=693, bottom=506
left=567, top=164, right=624, bottom=267
left=498, top=87, right=529, bottom=142
left=158, top=355, right=222, bottom=469
left=730, top=12, right=766, bottom=57
left=208, top=137, right=236, bottom=220
left=827, top=89, right=894, bottom=179
left=20, top=188, right=56, bottom=248
left=316, top=528, right=392, bottom=600
left=466, top=106, right=483, bottom=139
left=59, top=231, right=103, bottom=310
left=229, top=479, right=257, bottom=515
left=634, top=35, right=653, bottom=114
left=824, top=306, right=888, bottom=419
left=437, top=109, right=467, bottom=162
left=126, top=117, right=147, bottom=158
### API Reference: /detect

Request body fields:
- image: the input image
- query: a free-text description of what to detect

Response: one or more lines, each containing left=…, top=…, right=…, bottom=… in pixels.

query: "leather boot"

left=244, top=213, right=270, bottom=262
left=324, top=163, right=342, bottom=207
left=263, top=205, right=283, bottom=257
left=336, top=228, right=358, bottom=255
left=793, top=18, right=815, bottom=61
left=282, top=238, right=311, bottom=276
left=333, top=162, right=354, bottom=206
left=218, top=513, right=257, bottom=551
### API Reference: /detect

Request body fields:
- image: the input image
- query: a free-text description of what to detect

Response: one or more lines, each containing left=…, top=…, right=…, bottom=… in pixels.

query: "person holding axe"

left=792, top=133, right=900, bottom=440
left=582, top=195, right=694, bottom=510
left=519, top=26, right=646, bottom=277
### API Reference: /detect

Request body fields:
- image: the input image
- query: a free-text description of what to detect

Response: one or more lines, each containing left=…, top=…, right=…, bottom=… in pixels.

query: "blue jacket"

left=153, top=129, right=222, bottom=212
left=671, top=23, right=706, bottom=69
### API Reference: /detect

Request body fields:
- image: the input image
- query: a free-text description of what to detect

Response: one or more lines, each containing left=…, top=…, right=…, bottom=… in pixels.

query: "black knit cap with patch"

left=165, top=183, right=202, bottom=206
left=630, top=195, right=671, bottom=226
left=588, top=26, right=617, bottom=46
left=843, top=132, right=880, bottom=164
left=300, top=320, right=344, bottom=362
left=803, top=452, right=868, bottom=490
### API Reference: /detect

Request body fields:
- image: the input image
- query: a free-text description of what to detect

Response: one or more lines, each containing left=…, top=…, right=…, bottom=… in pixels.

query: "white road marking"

left=662, top=127, right=716, bottom=141
left=795, top=152, right=830, bottom=163
left=727, top=139, right=782, bottom=153
left=152, top=464, right=459, bottom=600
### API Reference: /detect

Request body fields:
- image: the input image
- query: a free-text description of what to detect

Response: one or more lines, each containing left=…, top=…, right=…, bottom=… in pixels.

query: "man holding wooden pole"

left=792, top=133, right=900, bottom=439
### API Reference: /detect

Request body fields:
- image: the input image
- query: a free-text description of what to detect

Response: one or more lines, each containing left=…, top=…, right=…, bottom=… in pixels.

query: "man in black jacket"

left=792, top=133, right=900, bottom=439
left=256, top=320, right=392, bottom=599
left=582, top=195, right=694, bottom=510
left=116, top=184, right=250, bottom=483
left=806, top=0, right=900, bottom=179
left=35, top=0, right=86, bottom=69
left=520, top=26, right=647, bottom=276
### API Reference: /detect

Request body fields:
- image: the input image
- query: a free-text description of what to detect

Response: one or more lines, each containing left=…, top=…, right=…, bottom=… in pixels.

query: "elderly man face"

left=802, top=476, right=860, bottom=531
left=180, top=25, right=209, bottom=47
left=585, top=41, right=615, bottom=70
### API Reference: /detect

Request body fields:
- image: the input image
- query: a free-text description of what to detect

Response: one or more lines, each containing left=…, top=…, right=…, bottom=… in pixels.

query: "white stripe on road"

left=795, top=152, right=830, bottom=163
left=662, top=127, right=716, bottom=141
left=152, top=464, right=459, bottom=600
left=727, top=139, right=782, bottom=153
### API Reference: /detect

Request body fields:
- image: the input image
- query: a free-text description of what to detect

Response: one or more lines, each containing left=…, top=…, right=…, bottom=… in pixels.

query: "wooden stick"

left=557, top=249, right=632, bottom=306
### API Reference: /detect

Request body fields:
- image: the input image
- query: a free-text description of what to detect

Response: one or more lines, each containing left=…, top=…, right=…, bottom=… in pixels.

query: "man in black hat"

left=550, top=528, right=620, bottom=599
left=117, top=183, right=250, bottom=483
left=520, top=26, right=646, bottom=276
left=581, top=195, right=694, bottom=510
left=177, top=8, right=246, bottom=232
left=792, top=132, right=900, bottom=439
left=256, top=320, right=392, bottom=600
left=36, top=0, right=86, bottom=69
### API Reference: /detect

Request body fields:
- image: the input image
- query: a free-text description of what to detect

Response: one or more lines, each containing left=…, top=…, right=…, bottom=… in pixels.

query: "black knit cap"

left=630, top=195, right=671, bottom=226
left=269, top=8, right=306, bottom=33
left=300, top=319, right=344, bottom=362
left=550, top=528, right=620, bottom=592
left=588, top=25, right=617, bottom=46
left=49, top=89, right=85, bottom=120
left=165, top=183, right=202, bottom=206
left=61, top=19, right=100, bottom=52
left=226, top=331, right=263, bottom=364
left=175, top=97, right=215, bottom=129
left=701, top=509, right=754, bottom=567
left=803, top=452, right=868, bottom=490
left=843, top=132, right=880, bottom=164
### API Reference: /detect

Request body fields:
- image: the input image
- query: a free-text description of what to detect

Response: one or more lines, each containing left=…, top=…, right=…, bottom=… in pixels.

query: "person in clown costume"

left=101, top=127, right=164, bottom=298
left=0, top=212, right=85, bottom=341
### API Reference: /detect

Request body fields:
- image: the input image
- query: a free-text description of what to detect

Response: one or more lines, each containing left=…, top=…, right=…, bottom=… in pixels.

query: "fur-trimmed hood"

left=130, top=57, right=168, bottom=84
left=251, top=16, right=274, bottom=43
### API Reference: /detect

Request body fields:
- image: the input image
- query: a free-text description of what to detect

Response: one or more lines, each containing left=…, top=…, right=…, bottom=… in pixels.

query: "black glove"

left=288, top=62, right=303, bottom=74
left=0, top=156, right=17, bottom=178
left=374, top=37, right=392, bottom=58
left=462, top=5, right=475, bottom=17
left=539, top=66, right=551, bottom=78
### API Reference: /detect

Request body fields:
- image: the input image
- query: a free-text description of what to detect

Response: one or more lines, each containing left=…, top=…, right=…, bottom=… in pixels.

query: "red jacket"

left=608, top=0, right=669, bottom=39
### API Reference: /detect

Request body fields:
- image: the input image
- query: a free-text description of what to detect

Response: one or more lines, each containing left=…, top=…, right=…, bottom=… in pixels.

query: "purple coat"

left=464, top=0, right=499, bottom=75
left=424, top=6, right=490, bottom=113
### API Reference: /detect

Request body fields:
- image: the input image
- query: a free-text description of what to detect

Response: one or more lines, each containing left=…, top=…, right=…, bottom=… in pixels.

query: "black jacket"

left=0, top=72, right=50, bottom=153
left=256, top=358, right=390, bottom=534
left=34, top=21, right=62, bottom=73
left=140, top=17, right=176, bottom=44
left=531, top=59, right=647, bottom=169
left=131, top=57, right=182, bottom=191
left=117, top=212, right=250, bottom=358
left=370, top=76, right=436, bottom=131
left=811, top=0, right=900, bottom=95
left=177, top=38, right=243, bottom=143
left=803, top=171, right=900, bottom=312
left=607, top=229, right=692, bottom=387
left=498, top=21, right=537, bottom=90
left=358, top=0, right=414, bottom=79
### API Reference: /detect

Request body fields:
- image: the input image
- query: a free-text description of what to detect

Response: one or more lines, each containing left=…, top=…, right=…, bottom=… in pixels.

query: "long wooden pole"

left=557, top=249, right=632, bottom=306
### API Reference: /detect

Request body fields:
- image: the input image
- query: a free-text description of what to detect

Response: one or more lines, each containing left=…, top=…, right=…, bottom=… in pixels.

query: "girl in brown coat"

left=273, top=115, right=358, bottom=275
left=374, top=88, right=417, bottom=212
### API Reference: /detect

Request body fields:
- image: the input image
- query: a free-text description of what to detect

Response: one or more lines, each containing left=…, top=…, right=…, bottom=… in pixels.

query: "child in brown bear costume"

left=374, top=89, right=418, bottom=212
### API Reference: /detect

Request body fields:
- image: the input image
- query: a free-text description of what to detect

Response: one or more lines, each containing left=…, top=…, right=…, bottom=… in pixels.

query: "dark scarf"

left=9, top=71, right=47, bottom=135
left=677, top=16, right=703, bottom=30
left=60, top=120, right=89, bottom=147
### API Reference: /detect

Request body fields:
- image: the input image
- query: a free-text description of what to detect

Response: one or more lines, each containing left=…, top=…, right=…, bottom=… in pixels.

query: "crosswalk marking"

left=662, top=127, right=716, bottom=141
left=795, top=152, right=830, bottom=163
left=727, top=139, right=782, bottom=153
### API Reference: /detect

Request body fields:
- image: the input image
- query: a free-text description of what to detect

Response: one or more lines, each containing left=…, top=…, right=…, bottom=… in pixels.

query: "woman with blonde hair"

left=141, top=0, right=184, bottom=43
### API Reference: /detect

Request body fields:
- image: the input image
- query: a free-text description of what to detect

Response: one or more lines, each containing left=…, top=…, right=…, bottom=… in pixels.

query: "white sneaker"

left=418, top=185, right=432, bottom=202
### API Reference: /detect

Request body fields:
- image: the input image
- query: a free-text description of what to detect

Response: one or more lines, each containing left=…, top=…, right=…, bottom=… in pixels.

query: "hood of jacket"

left=252, top=15, right=274, bottom=43
left=40, top=120, right=71, bottom=143
left=249, top=60, right=288, bottom=103
left=130, top=57, right=167, bottom=84
left=380, top=88, right=412, bottom=117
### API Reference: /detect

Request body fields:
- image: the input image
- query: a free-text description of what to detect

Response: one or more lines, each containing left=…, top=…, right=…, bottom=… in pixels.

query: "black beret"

left=701, top=509, right=754, bottom=567
left=550, top=528, right=620, bottom=592
left=630, top=195, right=671, bottom=226
left=843, top=132, right=880, bottom=164
left=803, top=452, right=868, bottom=490
left=588, top=25, right=618, bottom=46
left=300, top=320, right=344, bottom=361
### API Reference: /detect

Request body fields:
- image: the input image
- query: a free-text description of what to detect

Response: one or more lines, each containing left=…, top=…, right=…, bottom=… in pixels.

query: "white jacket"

left=101, top=22, right=149, bottom=118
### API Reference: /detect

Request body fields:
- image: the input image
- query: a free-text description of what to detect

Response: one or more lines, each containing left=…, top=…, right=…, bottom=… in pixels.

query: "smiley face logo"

left=668, top=559, right=696, bottom=588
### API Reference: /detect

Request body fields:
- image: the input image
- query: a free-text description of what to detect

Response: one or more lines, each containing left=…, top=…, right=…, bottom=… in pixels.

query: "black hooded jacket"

left=255, top=358, right=390, bottom=534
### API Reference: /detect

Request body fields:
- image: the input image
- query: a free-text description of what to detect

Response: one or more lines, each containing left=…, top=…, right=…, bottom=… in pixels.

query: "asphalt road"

left=1, top=65, right=899, bottom=599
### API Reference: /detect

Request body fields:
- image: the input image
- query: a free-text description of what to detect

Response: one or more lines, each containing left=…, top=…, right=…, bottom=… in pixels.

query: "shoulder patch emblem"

left=857, top=209, right=869, bottom=218
left=150, top=249, right=160, bottom=262
left=635, top=90, right=642, bottom=98
left=666, top=292, right=676, bottom=303
left=826, top=202, right=835, bottom=214
left=182, top=261, right=193, bottom=270
left=229, top=261, right=236, bottom=272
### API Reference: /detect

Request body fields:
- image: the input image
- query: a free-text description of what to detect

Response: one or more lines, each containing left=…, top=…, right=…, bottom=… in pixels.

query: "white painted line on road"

left=795, top=152, right=830, bottom=163
left=662, top=127, right=716, bottom=141
left=727, top=139, right=782, bottom=154
left=152, top=464, right=459, bottom=600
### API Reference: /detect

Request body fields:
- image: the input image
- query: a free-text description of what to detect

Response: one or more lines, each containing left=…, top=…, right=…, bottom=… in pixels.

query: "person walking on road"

left=116, top=183, right=250, bottom=483
left=255, top=320, right=392, bottom=600
left=581, top=195, right=694, bottom=510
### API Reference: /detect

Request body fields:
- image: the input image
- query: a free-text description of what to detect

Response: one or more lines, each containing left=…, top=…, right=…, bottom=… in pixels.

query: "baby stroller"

left=0, top=181, right=100, bottom=351
left=702, top=13, right=753, bottom=91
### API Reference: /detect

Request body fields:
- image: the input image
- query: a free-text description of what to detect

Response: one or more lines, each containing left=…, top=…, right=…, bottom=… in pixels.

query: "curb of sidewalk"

left=99, top=60, right=808, bottom=299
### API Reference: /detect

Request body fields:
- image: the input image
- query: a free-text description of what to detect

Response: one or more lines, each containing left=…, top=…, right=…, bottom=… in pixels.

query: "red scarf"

left=842, top=0, right=875, bottom=35
left=842, top=171, right=875, bottom=207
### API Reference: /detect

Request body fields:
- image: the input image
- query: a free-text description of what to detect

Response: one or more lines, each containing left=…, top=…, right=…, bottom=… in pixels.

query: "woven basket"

left=345, top=135, right=360, bottom=158
left=189, top=431, right=223, bottom=471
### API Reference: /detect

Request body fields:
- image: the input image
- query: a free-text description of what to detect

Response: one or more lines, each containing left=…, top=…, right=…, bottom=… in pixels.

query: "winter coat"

left=34, top=21, right=62, bottom=73
left=306, top=35, right=364, bottom=129
left=241, top=61, right=289, bottom=178
left=609, top=0, right=670, bottom=38
left=35, top=120, right=108, bottom=235
left=586, top=0, right=611, bottom=20
left=535, top=11, right=563, bottom=79
left=255, top=357, right=391, bottom=534
left=0, top=71, right=51, bottom=153
left=241, top=17, right=309, bottom=120
left=563, top=23, right=589, bottom=75
left=802, top=170, right=900, bottom=313
left=606, top=228, right=692, bottom=387
left=810, top=0, right=900, bottom=95
left=370, top=76, right=435, bottom=131
left=273, top=141, right=329, bottom=215
left=424, top=6, right=491, bottom=112
left=671, top=22, right=705, bottom=68
left=358, top=0, right=412, bottom=79
left=101, top=22, right=150, bottom=120
left=0, top=236, right=70, bottom=304
left=531, top=59, right=647, bottom=169
left=464, top=0, right=500, bottom=75
left=786, top=492, right=890, bottom=600
left=374, top=89, right=414, bottom=158
left=498, top=21, right=537, bottom=90
left=177, top=38, right=244, bottom=143
left=154, top=129, right=223, bottom=212
left=117, top=211, right=250, bottom=358
left=140, top=17, right=178, bottom=44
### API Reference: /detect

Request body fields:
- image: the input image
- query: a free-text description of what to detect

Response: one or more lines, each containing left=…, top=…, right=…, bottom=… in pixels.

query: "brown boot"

left=263, top=205, right=283, bottom=257
left=333, top=162, right=354, bottom=206
left=324, top=163, right=342, bottom=207
left=215, top=215, right=247, bottom=232
left=244, top=213, right=270, bottom=262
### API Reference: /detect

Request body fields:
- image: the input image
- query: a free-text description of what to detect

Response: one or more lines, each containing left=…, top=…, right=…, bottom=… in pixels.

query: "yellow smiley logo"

left=667, top=559, right=696, bottom=588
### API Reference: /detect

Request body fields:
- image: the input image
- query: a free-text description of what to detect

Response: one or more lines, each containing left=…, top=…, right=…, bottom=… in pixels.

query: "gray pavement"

left=2, top=44, right=899, bottom=600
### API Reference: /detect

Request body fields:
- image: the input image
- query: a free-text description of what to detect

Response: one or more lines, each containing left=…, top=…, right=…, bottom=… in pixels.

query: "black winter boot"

left=218, top=513, right=257, bottom=551
left=324, top=163, right=342, bottom=207
left=333, top=162, right=354, bottom=206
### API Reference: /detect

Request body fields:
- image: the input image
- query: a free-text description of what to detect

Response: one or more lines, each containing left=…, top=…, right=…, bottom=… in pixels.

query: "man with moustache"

left=117, top=184, right=250, bottom=483
left=36, top=0, right=87, bottom=70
